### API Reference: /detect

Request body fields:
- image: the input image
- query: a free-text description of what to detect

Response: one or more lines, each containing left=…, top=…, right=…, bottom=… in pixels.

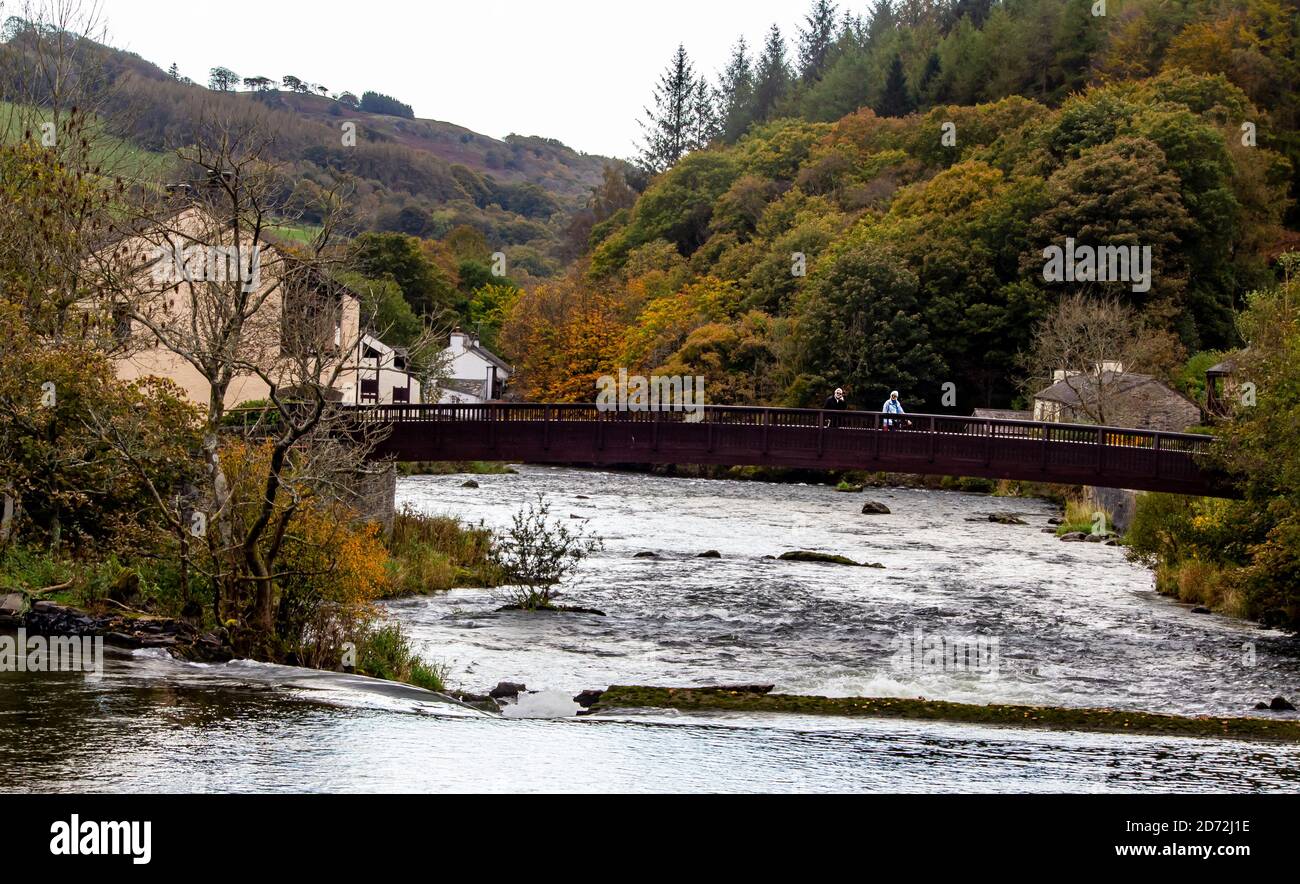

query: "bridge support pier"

left=343, top=463, right=397, bottom=536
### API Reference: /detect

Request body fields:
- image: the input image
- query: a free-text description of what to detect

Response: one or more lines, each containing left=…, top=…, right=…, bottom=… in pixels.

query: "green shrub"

left=357, top=623, right=448, bottom=692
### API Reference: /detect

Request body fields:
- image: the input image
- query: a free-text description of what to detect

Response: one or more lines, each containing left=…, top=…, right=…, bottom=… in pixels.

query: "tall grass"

left=383, top=508, right=498, bottom=597
left=357, top=623, right=448, bottom=692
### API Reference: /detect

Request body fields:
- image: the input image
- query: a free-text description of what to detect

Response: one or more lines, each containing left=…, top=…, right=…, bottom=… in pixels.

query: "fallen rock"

left=697, top=550, right=722, bottom=559
left=489, top=682, right=526, bottom=700
left=1048, top=517, right=1065, bottom=526
left=1271, top=697, right=1297, bottom=712
left=635, top=551, right=659, bottom=559
left=461, top=480, right=480, bottom=489
left=1192, top=606, right=1212, bottom=615
left=1060, top=532, right=1089, bottom=543
left=1041, top=528, right=1057, bottom=534
left=988, top=513, right=1028, bottom=526
left=861, top=501, right=891, bottom=515
left=1085, top=534, right=1105, bottom=543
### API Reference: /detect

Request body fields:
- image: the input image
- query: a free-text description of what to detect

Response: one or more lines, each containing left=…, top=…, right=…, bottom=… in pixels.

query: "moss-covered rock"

left=779, top=551, right=884, bottom=568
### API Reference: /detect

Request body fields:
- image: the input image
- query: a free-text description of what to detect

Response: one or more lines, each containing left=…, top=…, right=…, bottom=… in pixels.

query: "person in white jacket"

left=882, top=391, right=910, bottom=430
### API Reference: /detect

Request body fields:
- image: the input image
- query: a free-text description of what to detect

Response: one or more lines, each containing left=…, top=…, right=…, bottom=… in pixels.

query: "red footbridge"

left=345, top=403, right=1229, bottom=497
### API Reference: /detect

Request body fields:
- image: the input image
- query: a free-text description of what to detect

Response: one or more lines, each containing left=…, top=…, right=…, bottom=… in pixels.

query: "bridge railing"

left=341, top=401, right=1214, bottom=452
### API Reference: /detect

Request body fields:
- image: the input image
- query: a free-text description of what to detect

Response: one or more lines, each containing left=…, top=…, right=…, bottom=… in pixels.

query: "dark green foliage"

left=793, top=241, right=945, bottom=410
left=349, top=233, right=457, bottom=321
left=359, top=90, right=414, bottom=119
left=876, top=54, right=914, bottom=118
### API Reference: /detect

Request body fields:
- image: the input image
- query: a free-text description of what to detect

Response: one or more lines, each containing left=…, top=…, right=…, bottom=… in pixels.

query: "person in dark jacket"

left=823, top=388, right=848, bottom=427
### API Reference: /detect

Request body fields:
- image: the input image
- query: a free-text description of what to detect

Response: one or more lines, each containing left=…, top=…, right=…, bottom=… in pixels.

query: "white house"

left=341, top=334, right=421, bottom=405
left=437, top=329, right=511, bottom=404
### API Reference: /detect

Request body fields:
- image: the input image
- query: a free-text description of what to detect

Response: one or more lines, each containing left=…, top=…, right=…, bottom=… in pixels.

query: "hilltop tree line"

left=639, top=0, right=1299, bottom=220
left=201, top=64, right=412, bottom=118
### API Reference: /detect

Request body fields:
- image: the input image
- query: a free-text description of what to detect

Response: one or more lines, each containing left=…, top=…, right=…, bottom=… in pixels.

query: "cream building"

left=96, top=207, right=401, bottom=410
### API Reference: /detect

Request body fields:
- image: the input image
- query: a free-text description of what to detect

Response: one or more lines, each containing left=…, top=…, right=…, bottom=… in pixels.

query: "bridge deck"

left=348, top=403, right=1226, bottom=497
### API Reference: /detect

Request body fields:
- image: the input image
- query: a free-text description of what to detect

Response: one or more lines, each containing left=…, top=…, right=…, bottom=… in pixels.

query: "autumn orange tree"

left=212, top=440, right=391, bottom=664
left=500, top=275, right=626, bottom=402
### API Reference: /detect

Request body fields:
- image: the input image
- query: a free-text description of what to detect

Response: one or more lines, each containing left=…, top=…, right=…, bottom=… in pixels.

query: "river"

left=4, top=466, right=1300, bottom=793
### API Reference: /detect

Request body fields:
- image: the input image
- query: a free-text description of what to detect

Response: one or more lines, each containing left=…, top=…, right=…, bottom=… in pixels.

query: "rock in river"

left=1256, top=697, right=1297, bottom=712
left=574, top=689, right=605, bottom=708
left=861, top=501, right=891, bottom=515
left=779, top=551, right=884, bottom=568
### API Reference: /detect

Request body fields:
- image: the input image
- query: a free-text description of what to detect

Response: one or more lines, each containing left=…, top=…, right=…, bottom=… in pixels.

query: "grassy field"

left=0, top=100, right=175, bottom=182
left=268, top=222, right=325, bottom=245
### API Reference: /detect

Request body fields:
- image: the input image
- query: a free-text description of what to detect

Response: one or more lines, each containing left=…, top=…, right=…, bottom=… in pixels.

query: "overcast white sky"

left=93, top=0, right=829, bottom=159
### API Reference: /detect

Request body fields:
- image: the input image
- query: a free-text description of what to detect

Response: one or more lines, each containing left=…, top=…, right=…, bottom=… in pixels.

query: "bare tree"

left=1021, top=293, right=1185, bottom=426
left=90, top=109, right=406, bottom=638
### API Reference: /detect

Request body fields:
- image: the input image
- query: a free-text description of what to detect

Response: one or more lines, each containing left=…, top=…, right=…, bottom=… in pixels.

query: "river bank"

left=0, top=505, right=502, bottom=689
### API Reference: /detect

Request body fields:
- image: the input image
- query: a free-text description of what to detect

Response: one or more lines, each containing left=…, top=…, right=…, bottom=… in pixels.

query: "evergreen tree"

left=876, top=53, right=914, bottom=117
left=917, top=50, right=942, bottom=104
left=718, top=37, right=756, bottom=143
left=866, top=0, right=897, bottom=47
left=167, top=62, right=180, bottom=80
left=953, top=0, right=994, bottom=28
left=797, top=0, right=839, bottom=83
left=691, top=79, right=721, bottom=150
left=753, top=25, right=792, bottom=123
left=838, top=10, right=865, bottom=49
left=639, top=44, right=700, bottom=173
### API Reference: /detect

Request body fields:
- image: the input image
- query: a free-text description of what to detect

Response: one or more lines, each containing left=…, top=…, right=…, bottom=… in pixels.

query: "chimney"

left=450, top=327, right=468, bottom=351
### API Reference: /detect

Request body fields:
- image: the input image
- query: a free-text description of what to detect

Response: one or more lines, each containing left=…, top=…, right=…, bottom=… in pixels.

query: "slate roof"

left=973, top=409, right=1032, bottom=421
